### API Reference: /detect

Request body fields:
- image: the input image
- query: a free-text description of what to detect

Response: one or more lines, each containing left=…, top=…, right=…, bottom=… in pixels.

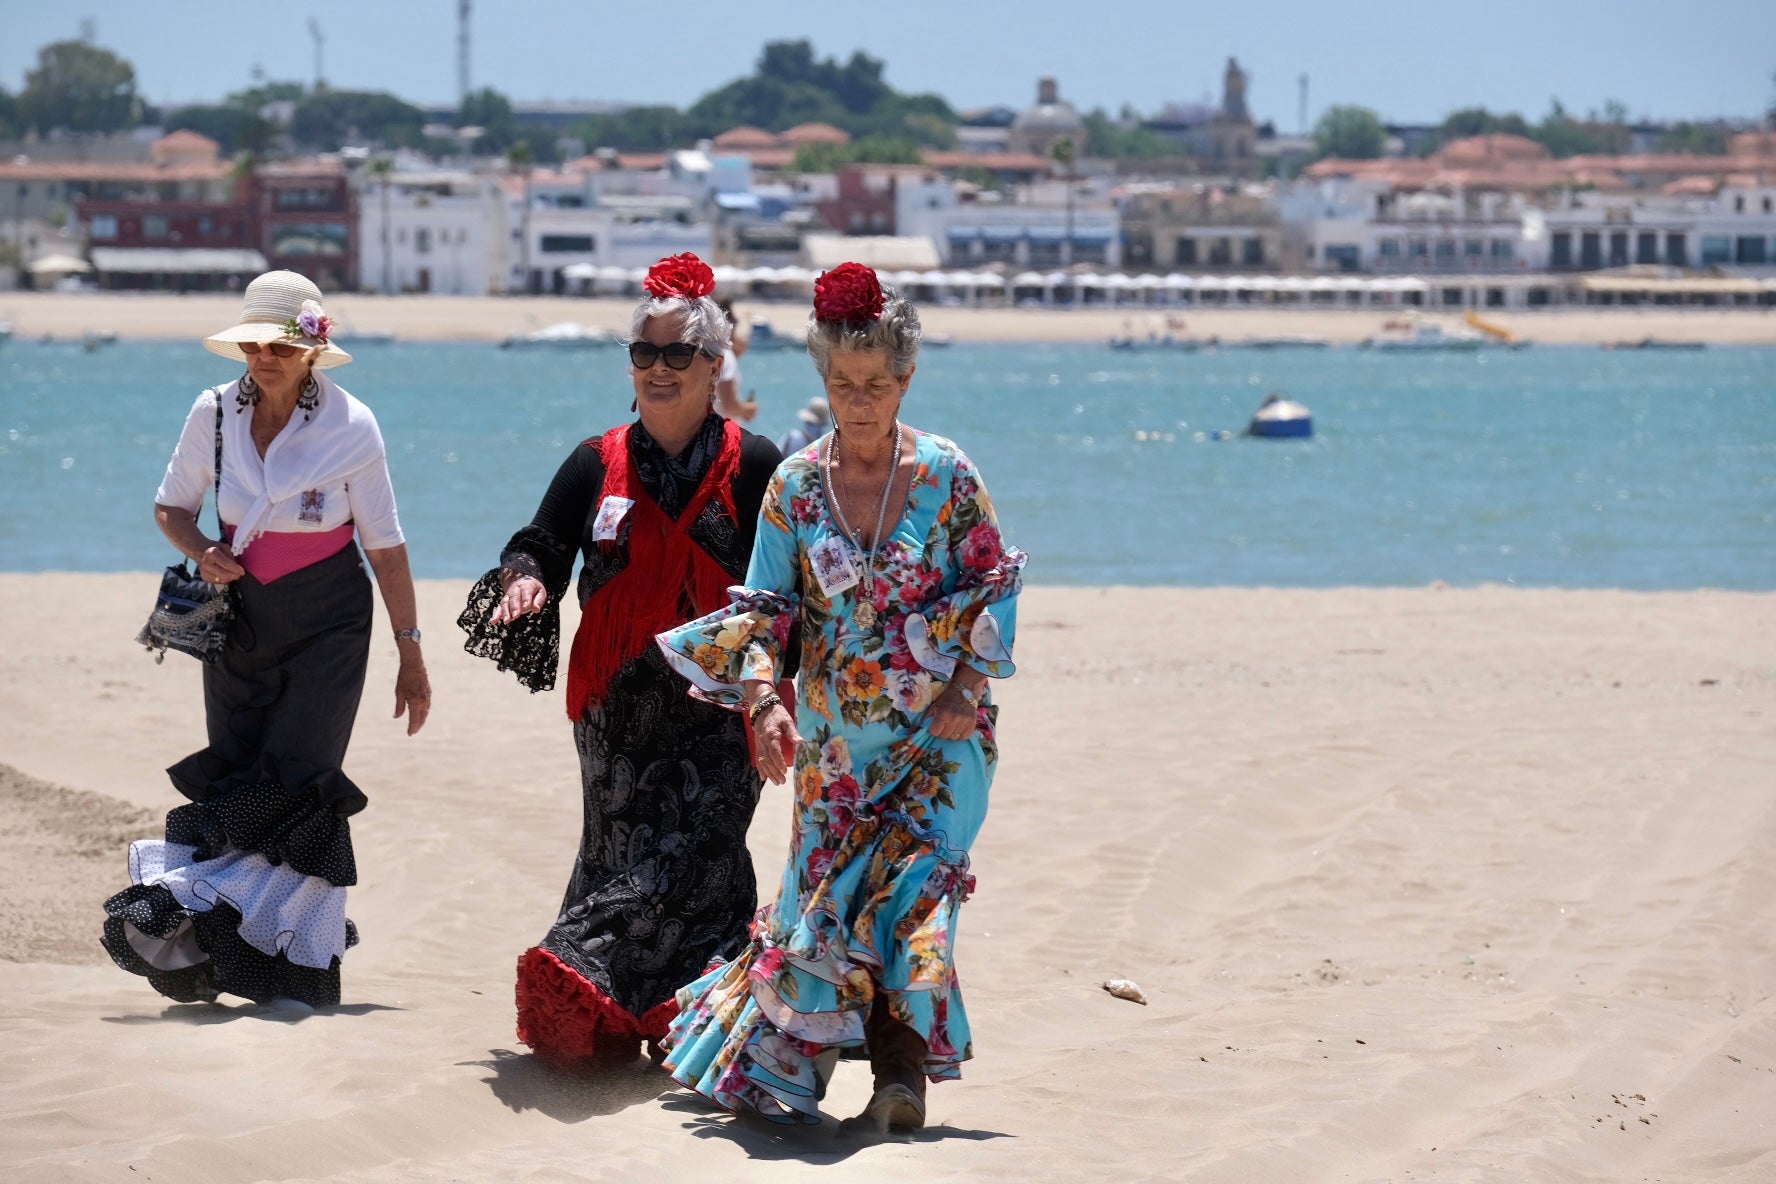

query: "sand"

left=1, top=575, right=1773, bottom=1182
left=3, top=290, right=1775, bottom=346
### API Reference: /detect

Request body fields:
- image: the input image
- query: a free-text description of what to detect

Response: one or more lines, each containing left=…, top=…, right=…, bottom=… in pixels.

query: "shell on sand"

left=1102, top=978, right=1148, bottom=1005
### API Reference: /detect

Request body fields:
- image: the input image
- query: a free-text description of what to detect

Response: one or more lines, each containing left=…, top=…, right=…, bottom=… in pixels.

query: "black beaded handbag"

left=136, top=394, right=236, bottom=664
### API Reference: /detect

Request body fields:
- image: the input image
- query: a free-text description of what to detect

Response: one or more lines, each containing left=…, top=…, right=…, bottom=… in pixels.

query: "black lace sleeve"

left=457, top=526, right=575, bottom=693
left=457, top=443, right=603, bottom=693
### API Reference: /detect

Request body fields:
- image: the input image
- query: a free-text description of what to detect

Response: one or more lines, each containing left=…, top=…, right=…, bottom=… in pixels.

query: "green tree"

left=790, top=136, right=922, bottom=173
left=1532, top=98, right=1617, bottom=157
left=1314, top=104, right=1386, bottom=160
left=459, top=86, right=516, bottom=153
left=1082, top=108, right=1174, bottom=160
left=227, top=80, right=307, bottom=110
left=1658, top=121, right=1727, bottom=154
left=164, top=104, right=274, bottom=156
left=290, top=89, right=424, bottom=150
left=573, top=105, right=687, bottom=152
left=17, top=40, right=141, bottom=134
left=0, top=87, right=18, bottom=139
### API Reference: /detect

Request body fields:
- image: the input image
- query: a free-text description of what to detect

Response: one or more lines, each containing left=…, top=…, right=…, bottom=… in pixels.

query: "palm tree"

left=368, top=155, right=393, bottom=294
left=1051, top=136, right=1077, bottom=269
left=508, top=139, right=533, bottom=295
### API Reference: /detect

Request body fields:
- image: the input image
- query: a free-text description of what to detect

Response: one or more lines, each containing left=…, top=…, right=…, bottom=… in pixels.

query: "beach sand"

left=1, top=575, right=1773, bottom=1182
left=3, top=290, right=1775, bottom=346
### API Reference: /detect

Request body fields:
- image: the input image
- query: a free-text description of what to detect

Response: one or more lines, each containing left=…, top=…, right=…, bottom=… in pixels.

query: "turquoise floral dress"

left=655, top=429, right=1024, bottom=1124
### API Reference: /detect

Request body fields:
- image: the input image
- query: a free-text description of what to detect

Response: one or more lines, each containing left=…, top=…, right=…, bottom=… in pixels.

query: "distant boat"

left=923, top=332, right=954, bottom=348
left=1228, top=335, right=1332, bottom=350
left=1246, top=393, right=1313, bottom=439
left=1364, top=318, right=1483, bottom=351
left=0, top=320, right=11, bottom=344
left=500, top=322, right=616, bottom=350
left=745, top=321, right=803, bottom=351
left=1108, top=334, right=1204, bottom=351
left=1602, top=337, right=1705, bottom=351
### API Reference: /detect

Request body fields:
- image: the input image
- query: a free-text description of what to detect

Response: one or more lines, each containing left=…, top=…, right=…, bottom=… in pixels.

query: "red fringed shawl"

left=563, top=420, right=743, bottom=721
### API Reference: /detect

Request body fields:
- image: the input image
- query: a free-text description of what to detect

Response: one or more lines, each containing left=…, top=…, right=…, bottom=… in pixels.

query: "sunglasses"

left=628, top=341, right=705, bottom=371
left=239, top=341, right=303, bottom=357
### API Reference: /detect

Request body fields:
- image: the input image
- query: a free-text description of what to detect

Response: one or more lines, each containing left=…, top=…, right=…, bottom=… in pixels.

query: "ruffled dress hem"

left=514, top=946, right=680, bottom=1067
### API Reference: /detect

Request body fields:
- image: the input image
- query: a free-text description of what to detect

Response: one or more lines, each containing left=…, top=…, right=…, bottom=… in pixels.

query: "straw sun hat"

left=203, top=270, right=353, bottom=368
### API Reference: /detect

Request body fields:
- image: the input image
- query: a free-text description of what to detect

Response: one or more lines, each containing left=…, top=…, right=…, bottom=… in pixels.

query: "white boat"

left=1109, top=334, right=1204, bottom=351
left=0, top=320, right=12, bottom=344
left=499, top=322, right=617, bottom=350
left=1364, top=317, right=1484, bottom=352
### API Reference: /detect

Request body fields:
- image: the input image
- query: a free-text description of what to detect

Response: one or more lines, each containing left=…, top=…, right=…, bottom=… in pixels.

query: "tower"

left=458, top=0, right=472, bottom=106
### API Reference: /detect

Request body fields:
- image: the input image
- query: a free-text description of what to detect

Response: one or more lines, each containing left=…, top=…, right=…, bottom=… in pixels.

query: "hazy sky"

left=3, top=0, right=1773, bottom=128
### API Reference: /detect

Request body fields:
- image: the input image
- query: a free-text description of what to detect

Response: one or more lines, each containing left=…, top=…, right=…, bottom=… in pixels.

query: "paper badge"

left=809, top=535, right=862, bottom=597
left=297, top=489, right=326, bottom=526
left=593, top=495, right=635, bottom=542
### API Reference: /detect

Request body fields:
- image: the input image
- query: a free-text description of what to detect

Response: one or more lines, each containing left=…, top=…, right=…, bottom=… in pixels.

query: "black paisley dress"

left=460, top=413, right=781, bottom=1064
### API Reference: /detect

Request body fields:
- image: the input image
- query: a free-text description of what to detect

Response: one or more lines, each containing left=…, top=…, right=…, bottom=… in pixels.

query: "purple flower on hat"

left=285, top=299, right=331, bottom=343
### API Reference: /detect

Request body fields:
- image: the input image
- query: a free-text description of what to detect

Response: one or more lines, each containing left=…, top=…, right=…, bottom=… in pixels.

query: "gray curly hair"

left=805, top=284, right=922, bottom=379
left=626, top=295, right=732, bottom=358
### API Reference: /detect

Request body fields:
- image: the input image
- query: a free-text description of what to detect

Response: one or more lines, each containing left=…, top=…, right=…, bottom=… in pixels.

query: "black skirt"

left=102, top=544, right=374, bottom=1007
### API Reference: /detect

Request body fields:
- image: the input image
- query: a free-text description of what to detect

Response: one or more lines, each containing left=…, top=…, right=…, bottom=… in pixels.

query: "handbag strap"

left=211, top=389, right=224, bottom=537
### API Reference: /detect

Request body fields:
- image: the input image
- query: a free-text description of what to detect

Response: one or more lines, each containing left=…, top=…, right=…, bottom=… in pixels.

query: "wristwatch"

left=394, top=628, right=423, bottom=644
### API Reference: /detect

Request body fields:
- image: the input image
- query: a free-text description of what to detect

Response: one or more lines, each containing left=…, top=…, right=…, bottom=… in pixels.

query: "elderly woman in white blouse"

left=101, top=270, right=428, bottom=1010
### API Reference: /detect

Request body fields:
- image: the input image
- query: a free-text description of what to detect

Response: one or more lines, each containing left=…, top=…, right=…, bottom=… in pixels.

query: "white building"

left=895, top=174, right=1120, bottom=268
left=357, top=171, right=505, bottom=295
left=504, top=170, right=715, bottom=294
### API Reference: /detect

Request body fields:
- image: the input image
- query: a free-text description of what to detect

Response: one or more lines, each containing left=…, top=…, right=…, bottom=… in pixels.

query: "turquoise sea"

left=3, top=338, right=1772, bottom=588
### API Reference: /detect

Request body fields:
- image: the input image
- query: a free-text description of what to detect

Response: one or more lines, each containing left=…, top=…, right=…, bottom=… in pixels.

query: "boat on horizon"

left=1364, top=316, right=1484, bottom=352
left=1108, top=334, right=1206, bottom=351
left=1602, top=337, right=1706, bottom=351
left=499, top=322, right=617, bottom=350
left=1228, top=335, right=1332, bottom=350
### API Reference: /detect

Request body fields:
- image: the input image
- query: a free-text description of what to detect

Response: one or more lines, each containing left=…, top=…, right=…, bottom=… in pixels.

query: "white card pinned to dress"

left=593, top=495, right=635, bottom=541
left=809, top=535, right=862, bottom=596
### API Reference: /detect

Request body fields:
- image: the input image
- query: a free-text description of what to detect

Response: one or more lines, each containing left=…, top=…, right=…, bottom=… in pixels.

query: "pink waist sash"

left=223, top=523, right=356, bottom=584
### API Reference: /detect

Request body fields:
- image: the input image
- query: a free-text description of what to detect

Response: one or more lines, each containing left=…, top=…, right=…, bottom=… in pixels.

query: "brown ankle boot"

left=846, top=998, right=928, bottom=1133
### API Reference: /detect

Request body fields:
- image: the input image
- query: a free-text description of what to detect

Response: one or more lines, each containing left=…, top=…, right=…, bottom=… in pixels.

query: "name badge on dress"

left=809, top=535, right=862, bottom=597
left=593, top=495, right=635, bottom=541
left=297, top=489, right=326, bottom=526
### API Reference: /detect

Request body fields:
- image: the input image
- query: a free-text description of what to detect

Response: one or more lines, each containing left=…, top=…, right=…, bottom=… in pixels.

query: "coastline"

left=2, top=575, right=1773, bottom=1181
left=3, top=290, right=1775, bottom=345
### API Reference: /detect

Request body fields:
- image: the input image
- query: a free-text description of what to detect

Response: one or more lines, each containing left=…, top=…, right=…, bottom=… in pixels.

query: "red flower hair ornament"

left=813, top=262, right=885, bottom=325
left=642, top=253, right=716, bottom=300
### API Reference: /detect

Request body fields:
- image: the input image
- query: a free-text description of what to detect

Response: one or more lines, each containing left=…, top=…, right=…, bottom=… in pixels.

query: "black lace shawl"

left=458, top=415, right=781, bottom=694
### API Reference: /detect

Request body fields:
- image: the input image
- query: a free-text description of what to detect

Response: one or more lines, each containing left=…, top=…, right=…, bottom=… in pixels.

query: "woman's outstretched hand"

left=753, top=704, right=802, bottom=785
left=490, top=575, right=547, bottom=625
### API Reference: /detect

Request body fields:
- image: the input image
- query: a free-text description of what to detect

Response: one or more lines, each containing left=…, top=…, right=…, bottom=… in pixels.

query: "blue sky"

left=3, top=0, right=1773, bottom=127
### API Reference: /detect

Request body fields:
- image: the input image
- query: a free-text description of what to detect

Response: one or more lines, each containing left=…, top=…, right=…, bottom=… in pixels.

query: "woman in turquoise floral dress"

left=656, top=263, right=1024, bottom=1132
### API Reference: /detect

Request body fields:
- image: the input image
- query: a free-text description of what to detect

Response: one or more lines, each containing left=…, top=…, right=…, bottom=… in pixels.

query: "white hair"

left=626, top=295, right=732, bottom=357
left=805, top=284, right=922, bottom=379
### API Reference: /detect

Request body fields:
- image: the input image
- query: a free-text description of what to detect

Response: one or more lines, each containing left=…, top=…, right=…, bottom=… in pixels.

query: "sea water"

left=3, top=338, right=1772, bottom=588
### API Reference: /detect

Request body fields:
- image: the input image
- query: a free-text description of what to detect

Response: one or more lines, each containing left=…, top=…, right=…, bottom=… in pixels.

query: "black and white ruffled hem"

left=101, top=838, right=359, bottom=1007
left=103, top=751, right=364, bottom=1007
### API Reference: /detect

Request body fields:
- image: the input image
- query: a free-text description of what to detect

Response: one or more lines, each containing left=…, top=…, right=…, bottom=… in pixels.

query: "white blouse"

left=155, top=379, right=405, bottom=552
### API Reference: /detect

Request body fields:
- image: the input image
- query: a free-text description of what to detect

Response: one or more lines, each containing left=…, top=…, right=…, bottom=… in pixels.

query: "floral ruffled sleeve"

left=904, top=448, right=1024, bottom=681
left=655, top=466, right=803, bottom=708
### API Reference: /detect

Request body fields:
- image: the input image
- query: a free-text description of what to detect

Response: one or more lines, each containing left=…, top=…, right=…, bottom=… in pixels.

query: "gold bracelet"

left=747, top=691, right=782, bottom=724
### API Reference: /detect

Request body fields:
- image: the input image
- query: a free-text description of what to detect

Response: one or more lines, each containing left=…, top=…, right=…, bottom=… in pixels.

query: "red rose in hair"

left=642, top=252, right=716, bottom=299
left=813, top=261, right=885, bottom=324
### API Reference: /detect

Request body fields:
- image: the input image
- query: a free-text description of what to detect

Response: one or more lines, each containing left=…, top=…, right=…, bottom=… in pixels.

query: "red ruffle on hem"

left=514, top=946, right=678, bottom=1067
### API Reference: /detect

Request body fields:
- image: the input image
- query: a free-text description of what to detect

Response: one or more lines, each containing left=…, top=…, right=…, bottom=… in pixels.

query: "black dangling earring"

left=236, top=371, right=260, bottom=411
left=297, top=374, right=320, bottom=420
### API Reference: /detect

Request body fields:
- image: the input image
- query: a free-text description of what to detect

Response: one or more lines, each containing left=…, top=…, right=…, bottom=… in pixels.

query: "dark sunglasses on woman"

left=628, top=341, right=705, bottom=371
left=240, top=341, right=304, bottom=357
